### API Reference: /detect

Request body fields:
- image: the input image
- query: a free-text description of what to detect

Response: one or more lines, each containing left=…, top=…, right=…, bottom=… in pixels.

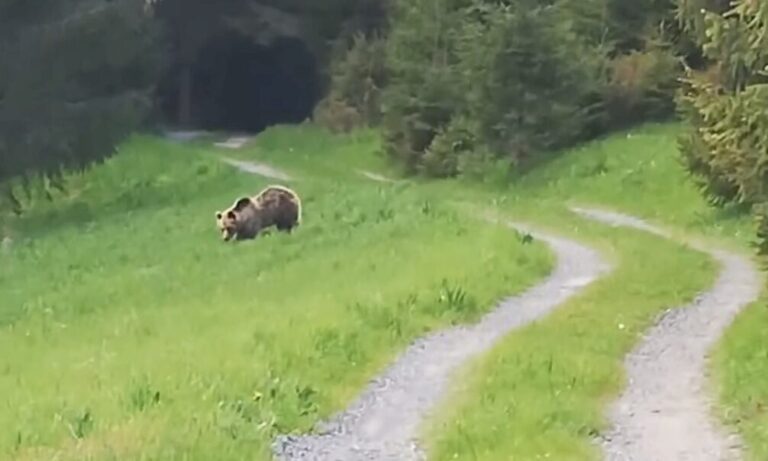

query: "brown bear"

left=215, top=185, right=302, bottom=241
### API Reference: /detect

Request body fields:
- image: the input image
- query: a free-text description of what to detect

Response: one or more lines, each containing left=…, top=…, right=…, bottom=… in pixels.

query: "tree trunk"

left=177, top=63, right=193, bottom=127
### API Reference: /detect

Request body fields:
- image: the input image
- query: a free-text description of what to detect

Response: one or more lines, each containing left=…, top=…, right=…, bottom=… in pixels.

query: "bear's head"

left=215, top=197, right=253, bottom=241
left=215, top=209, right=238, bottom=241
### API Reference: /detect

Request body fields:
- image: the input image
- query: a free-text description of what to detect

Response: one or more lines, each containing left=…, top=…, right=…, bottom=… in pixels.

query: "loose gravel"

left=272, top=221, right=610, bottom=461
left=571, top=206, right=761, bottom=461
left=358, top=170, right=396, bottom=183
left=221, top=157, right=294, bottom=181
left=214, top=136, right=252, bottom=149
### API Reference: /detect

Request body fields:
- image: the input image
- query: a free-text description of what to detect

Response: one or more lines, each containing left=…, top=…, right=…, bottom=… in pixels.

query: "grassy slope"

left=176, top=122, right=768, bottom=460
left=512, top=122, right=768, bottom=460
left=423, top=122, right=768, bottom=460
left=0, top=131, right=552, bottom=460
left=3, top=121, right=765, bottom=460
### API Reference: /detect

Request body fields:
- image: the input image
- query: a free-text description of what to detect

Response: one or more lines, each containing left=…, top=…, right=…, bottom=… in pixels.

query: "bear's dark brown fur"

left=215, top=185, right=302, bottom=241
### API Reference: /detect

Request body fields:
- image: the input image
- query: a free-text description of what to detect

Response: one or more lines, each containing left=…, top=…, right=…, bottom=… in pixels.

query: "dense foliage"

left=4, top=0, right=768, bottom=255
left=676, top=1, right=768, bottom=253
left=322, top=0, right=683, bottom=176
left=0, top=0, right=162, bottom=211
left=0, top=0, right=687, bottom=192
left=0, top=0, right=379, bottom=214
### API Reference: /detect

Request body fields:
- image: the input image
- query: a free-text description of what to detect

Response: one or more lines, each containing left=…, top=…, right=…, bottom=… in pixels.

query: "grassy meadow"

left=425, top=212, right=716, bottom=460
left=2, top=121, right=767, bottom=461
left=215, top=123, right=768, bottom=459
left=420, top=123, right=768, bottom=460
left=0, top=131, right=553, bottom=459
left=509, top=123, right=768, bottom=460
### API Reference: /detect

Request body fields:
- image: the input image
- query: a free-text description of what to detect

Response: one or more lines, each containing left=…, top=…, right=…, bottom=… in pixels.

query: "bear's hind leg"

left=276, top=223, right=292, bottom=233
left=276, top=218, right=296, bottom=233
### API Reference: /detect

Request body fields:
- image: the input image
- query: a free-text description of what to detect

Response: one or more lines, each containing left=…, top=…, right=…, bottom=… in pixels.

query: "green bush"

left=677, top=71, right=766, bottom=206
left=676, top=0, right=768, bottom=253
left=380, top=0, right=468, bottom=174
left=315, top=33, right=388, bottom=130
left=754, top=202, right=768, bottom=257
left=676, top=2, right=768, bottom=207
left=457, top=1, right=604, bottom=166
left=602, top=47, right=681, bottom=128
left=421, top=116, right=478, bottom=177
left=313, top=96, right=364, bottom=134
left=319, top=0, right=684, bottom=178
left=380, top=0, right=606, bottom=176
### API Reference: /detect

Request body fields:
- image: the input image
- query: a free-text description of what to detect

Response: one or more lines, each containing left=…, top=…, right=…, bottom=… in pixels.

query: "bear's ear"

left=227, top=210, right=237, bottom=221
left=232, top=197, right=252, bottom=212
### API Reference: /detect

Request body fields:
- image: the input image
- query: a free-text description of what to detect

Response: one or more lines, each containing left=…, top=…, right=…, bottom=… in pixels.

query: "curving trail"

left=221, top=162, right=607, bottom=460
left=220, top=157, right=295, bottom=181
left=222, top=158, right=759, bottom=460
left=214, top=136, right=252, bottom=149
left=358, top=170, right=397, bottom=183
left=571, top=206, right=761, bottom=461
left=271, top=221, right=610, bottom=461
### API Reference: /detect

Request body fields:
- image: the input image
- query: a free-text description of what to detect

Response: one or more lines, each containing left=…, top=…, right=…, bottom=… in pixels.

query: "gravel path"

left=214, top=136, right=252, bottom=149
left=220, top=157, right=294, bottom=181
left=165, top=132, right=295, bottom=181
left=212, top=136, right=294, bottom=181
left=272, top=221, right=610, bottom=461
left=358, top=170, right=396, bottom=183
left=163, top=130, right=209, bottom=142
left=571, top=206, right=762, bottom=461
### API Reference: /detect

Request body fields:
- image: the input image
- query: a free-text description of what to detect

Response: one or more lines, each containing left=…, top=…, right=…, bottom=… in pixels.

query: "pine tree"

left=0, top=0, right=162, bottom=189
left=676, top=0, right=768, bottom=253
left=458, top=0, right=604, bottom=165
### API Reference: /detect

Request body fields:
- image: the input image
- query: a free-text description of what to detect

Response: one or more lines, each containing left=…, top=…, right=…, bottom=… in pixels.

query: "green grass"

left=214, top=124, right=398, bottom=181
left=3, top=121, right=767, bottom=461
left=713, top=298, right=768, bottom=459
left=511, top=122, right=768, bottom=461
left=516, top=123, right=768, bottom=460
left=229, top=122, right=764, bottom=460
left=420, top=122, right=768, bottom=460
left=424, top=207, right=716, bottom=460
left=0, top=131, right=552, bottom=460
left=510, top=123, right=755, bottom=244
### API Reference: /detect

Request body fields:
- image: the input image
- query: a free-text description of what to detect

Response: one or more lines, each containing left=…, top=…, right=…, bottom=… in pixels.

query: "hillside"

left=3, top=0, right=768, bottom=459
left=2, top=122, right=765, bottom=460
left=0, top=128, right=552, bottom=460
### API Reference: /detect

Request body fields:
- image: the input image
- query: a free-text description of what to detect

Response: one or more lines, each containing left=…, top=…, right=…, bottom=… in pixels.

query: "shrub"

left=676, top=0, right=768, bottom=254
left=457, top=1, right=604, bottom=167
left=421, top=116, right=478, bottom=177
left=313, top=96, right=364, bottom=134
left=677, top=2, right=768, bottom=207
left=380, top=0, right=468, bottom=174
left=381, top=0, right=605, bottom=176
left=602, top=47, right=681, bottom=129
left=315, top=33, right=388, bottom=131
left=683, top=80, right=768, bottom=205
left=754, top=202, right=768, bottom=257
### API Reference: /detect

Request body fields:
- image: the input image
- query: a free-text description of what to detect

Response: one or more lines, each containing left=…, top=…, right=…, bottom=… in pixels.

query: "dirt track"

left=270, top=219, right=609, bottom=461
left=221, top=155, right=610, bottom=461
left=219, top=154, right=760, bottom=461
left=572, top=206, right=761, bottom=461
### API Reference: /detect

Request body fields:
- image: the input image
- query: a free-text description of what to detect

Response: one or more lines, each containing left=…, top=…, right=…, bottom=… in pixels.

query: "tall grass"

left=423, top=122, right=766, bottom=460
left=0, top=130, right=551, bottom=460
left=509, top=123, right=768, bottom=461
left=4, top=121, right=766, bottom=461
left=425, top=206, right=716, bottom=460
